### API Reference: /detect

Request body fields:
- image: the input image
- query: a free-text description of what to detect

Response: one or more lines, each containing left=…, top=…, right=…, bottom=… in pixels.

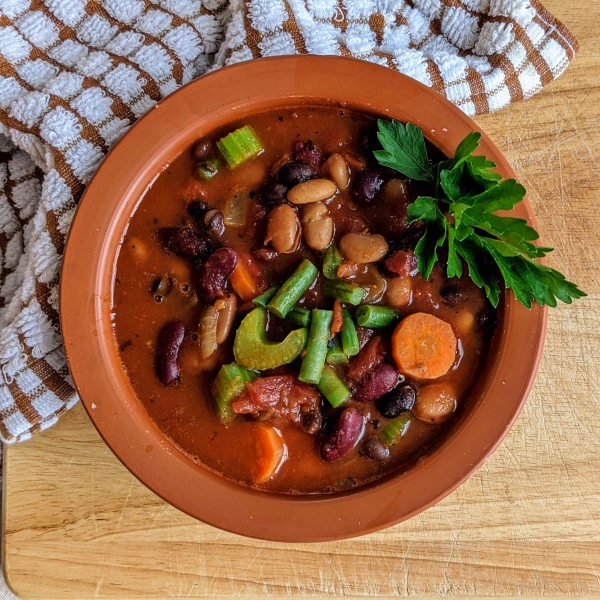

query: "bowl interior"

left=60, top=56, right=546, bottom=542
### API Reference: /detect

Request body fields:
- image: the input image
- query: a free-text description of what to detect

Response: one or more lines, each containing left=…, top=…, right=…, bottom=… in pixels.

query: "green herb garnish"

left=374, top=120, right=586, bottom=309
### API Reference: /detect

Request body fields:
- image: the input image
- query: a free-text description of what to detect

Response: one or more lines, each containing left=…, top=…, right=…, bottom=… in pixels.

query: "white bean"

left=325, top=153, right=350, bottom=190
left=339, top=232, right=389, bottom=264
left=301, top=202, right=334, bottom=251
left=214, top=294, right=237, bottom=344
left=287, top=179, right=337, bottom=204
left=264, top=204, right=301, bottom=254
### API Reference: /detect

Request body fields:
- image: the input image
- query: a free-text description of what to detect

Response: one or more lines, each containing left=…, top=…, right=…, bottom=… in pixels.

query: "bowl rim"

left=60, top=55, right=547, bottom=543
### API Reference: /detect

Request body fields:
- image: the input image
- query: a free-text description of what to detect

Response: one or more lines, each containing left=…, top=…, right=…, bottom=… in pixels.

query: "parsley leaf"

left=374, top=120, right=433, bottom=183
left=374, top=120, right=586, bottom=309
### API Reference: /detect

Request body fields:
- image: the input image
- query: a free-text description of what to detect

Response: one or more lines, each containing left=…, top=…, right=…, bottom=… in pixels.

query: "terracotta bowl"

left=60, top=56, right=546, bottom=542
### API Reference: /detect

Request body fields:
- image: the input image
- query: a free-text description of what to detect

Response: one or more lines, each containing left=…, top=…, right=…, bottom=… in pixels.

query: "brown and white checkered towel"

left=0, top=0, right=578, bottom=442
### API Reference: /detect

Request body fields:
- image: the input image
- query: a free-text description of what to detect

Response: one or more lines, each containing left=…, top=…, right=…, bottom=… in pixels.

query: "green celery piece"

left=196, top=158, right=220, bottom=180
left=217, top=125, right=263, bottom=169
left=381, top=414, right=411, bottom=446
left=212, top=363, right=259, bottom=425
left=233, top=308, right=307, bottom=371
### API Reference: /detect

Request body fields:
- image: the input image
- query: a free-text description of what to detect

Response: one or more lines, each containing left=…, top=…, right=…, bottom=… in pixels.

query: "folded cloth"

left=0, top=0, right=577, bottom=442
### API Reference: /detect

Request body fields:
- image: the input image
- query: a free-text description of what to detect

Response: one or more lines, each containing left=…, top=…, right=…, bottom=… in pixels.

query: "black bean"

left=158, top=227, right=211, bottom=261
left=156, top=320, right=185, bottom=386
left=203, top=209, right=225, bottom=236
left=321, top=408, right=364, bottom=462
left=277, top=161, right=317, bottom=186
left=379, top=384, right=417, bottom=419
left=440, top=282, right=466, bottom=306
left=361, top=437, right=389, bottom=461
left=262, top=182, right=288, bottom=204
left=352, top=168, right=384, bottom=204
left=187, top=200, right=210, bottom=222
left=197, top=247, right=238, bottom=304
left=193, top=139, right=211, bottom=160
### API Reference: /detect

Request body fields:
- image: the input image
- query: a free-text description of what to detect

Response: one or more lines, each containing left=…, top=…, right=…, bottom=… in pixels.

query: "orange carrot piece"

left=253, top=425, right=286, bottom=483
left=231, top=254, right=266, bottom=301
left=391, top=312, right=457, bottom=380
left=331, top=299, right=343, bottom=335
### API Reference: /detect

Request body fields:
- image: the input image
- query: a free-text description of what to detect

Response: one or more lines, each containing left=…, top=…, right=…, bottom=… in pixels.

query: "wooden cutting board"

left=4, top=3, right=600, bottom=598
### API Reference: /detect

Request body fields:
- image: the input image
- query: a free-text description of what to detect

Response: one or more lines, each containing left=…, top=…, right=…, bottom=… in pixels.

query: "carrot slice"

left=252, top=425, right=287, bottom=483
left=331, top=299, right=343, bottom=335
left=231, top=254, right=265, bottom=301
left=391, top=312, right=457, bottom=380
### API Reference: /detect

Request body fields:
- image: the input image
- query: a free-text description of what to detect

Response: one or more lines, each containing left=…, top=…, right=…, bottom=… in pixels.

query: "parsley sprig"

left=374, top=120, right=585, bottom=309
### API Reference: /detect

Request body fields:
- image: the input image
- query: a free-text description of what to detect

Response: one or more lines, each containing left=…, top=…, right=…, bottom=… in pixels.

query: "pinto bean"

left=264, top=204, right=301, bottom=254
left=156, top=320, right=185, bottom=385
left=198, top=248, right=238, bottom=304
left=215, top=294, right=237, bottom=344
left=158, top=227, right=211, bottom=261
left=385, top=277, right=413, bottom=309
left=325, top=153, right=350, bottom=190
left=352, top=168, right=384, bottom=204
left=301, top=202, right=333, bottom=251
left=287, top=179, right=337, bottom=204
left=321, top=408, right=364, bottom=462
left=339, top=232, right=389, bottom=264
left=413, top=383, right=457, bottom=424
left=353, top=362, right=400, bottom=403
left=278, top=161, right=317, bottom=186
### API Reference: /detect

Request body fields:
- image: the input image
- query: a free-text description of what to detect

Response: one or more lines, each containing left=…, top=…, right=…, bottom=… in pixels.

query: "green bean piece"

left=322, top=245, right=343, bottom=280
left=196, top=158, right=220, bottom=180
left=267, top=259, right=318, bottom=318
left=286, top=307, right=311, bottom=328
left=340, top=308, right=360, bottom=357
left=381, top=414, right=411, bottom=446
left=317, top=365, right=351, bottom=408
left=252, top=284, right=281, bottom=308
left=323, top=280, right=365, bottom=305
left=299, top=309, right=333, bottom=384
left=355, top=305, right=400, bottom=328
left=326, top=337, right=348, bottom=365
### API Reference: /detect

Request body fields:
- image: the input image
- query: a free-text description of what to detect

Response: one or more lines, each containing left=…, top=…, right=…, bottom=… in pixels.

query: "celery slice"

left=381, top=414, right=411, bottom=446
left=196, top=158, right=220, bottom=180
left=217, top=125, right=263, bottom=169
left=212, top=363, right=259, bottom=425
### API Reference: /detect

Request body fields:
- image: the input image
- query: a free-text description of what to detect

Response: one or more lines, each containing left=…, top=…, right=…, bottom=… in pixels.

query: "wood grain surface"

left=4, top=2, right=600, bottom=598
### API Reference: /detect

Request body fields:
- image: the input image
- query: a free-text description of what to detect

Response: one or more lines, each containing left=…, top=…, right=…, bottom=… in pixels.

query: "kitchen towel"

left=0, top=0, right=578, bottom=442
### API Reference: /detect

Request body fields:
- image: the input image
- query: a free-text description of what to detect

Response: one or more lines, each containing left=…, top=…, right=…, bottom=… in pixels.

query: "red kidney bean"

left=293, top=140, right=323, bottom=168
left=158, top=227, right=211, bottom=261
left=352, top=168, right=384, bottom=204
left=321, top=408, right=364, bottom=462
left=277, top=162, right=317, bottom=187
left=361, top=437, right=389, bottom=461
left=198, top=247, right=238, bottom=304
left=156, top=320, right=185, bottom=386
left=379, top=384, right=416, bottom=418
left=353, top=362, right=400, bottom=403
